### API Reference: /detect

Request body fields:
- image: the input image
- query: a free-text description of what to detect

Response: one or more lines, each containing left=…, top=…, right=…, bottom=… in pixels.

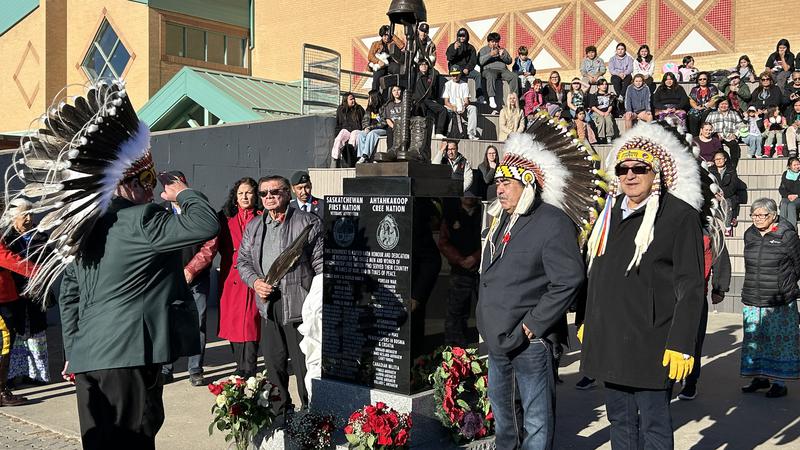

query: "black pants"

left=231, top=341, right=259, bottom=377
left=722, top=139, right=740, bottom=169
left=417, top=99, right=448, bottom=135
left=75, top=365, right=164, bottom=450
left=261, top=299, right=308, bottom=414
left=444, top=271, right=478, bottom=347
left=605, top=383, right=673, bottom=450
left=163, top=276, right=209, bottom=376
left=611, top=74, right=632, bottom=98
left=684, top=301, right=709, bottom=388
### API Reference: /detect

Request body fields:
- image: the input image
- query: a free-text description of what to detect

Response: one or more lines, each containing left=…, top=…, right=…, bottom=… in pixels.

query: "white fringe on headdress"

left=502, top=133, right=570, bottom=209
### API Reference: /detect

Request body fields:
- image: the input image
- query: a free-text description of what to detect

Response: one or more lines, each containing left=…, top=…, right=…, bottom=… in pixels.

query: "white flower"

left=246, top=377, right=258, bottom=391
left=216, top=394, right=226, bottom=408
left=257, top=390, right=271, bottom=407
left=244, top=388, right=255, bottom=399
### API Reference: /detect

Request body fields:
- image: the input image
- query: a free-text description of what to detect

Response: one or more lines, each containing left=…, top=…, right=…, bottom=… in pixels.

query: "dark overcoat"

left=580, top=193, right=705, bottom=389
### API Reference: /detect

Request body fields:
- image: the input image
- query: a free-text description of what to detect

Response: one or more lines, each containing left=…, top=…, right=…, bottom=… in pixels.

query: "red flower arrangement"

left=344, top=402, right=412, bottom=449
left=207, top=372, right=281, bottom=450
left=430, top=347, right=494, bottom=443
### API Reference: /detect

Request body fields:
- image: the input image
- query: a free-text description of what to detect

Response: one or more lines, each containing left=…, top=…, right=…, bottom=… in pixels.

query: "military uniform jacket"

left=59, top=190, right=220, bottom=373
left=580, top=193, right=705, bottom=389
left=290, top=197, right=326, bottom=219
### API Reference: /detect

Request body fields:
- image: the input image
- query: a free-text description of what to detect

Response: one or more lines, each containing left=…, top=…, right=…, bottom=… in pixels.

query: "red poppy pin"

left=312, top=199, right=319, bottom=206
left=502, top=233, right=510, bottom=244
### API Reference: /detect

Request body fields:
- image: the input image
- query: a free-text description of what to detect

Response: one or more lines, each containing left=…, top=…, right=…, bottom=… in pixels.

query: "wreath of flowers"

left=344, top=402, right=412, bottom=450
left=429, top=347, right=494, bottom=443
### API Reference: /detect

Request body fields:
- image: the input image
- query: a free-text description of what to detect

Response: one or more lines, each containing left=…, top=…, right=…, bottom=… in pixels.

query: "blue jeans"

left=163, top=276, right=208, bottom=376
left=357, top=128, right=387, bottom=159
left=488, top=338, right=555, bottom=450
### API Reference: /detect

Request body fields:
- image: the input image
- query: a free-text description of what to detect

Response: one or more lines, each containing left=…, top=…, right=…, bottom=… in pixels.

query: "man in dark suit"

left=60, top=169, right=219, bottom=449
left=477, top=166, right=585, bottom=449
left=289, top=171, right=326, bottom=218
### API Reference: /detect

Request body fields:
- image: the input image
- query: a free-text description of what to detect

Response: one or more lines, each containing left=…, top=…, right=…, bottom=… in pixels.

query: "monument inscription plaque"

left=323, top=195, right=415, bottom=394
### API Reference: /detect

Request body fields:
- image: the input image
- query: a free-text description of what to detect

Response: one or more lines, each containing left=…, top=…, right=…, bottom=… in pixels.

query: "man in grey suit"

left=289, top=171, right=326, bottom=218
left=477, top=145, right=585, bottom=449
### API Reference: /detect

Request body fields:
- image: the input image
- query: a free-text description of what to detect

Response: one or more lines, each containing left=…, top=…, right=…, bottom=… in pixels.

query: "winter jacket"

left=335, top=104, right=366, bottom=134
left=542, top=84, right=566, bottom=108
left=0, top=241, right=36, bottom=303
left=652, top=86, right=689, bottom=111
left=750, top=85, right=784, bottom=110
left=624, top=84, right=651, bottom=113
left=580, top=193, right=705, bottom=389
left=709, top=165, right=739, bottom=199
left=779, top=170, right=800, bottom=198
left=478, top=46, right=512, bottom=71
left=413, top=37, right=436, bottom=66
left=512, top=58, right=535, bottom=76
left=237, top=207, right=323, bottom=325
left=446, top=39, right=478, bottom=72
left=477, top=199, right=584, bottom=355
left=718, top=77, right=752, bottom=112
left=412, top=72, right=440, bottom=102
left=741, top=218, right=800, bottom=307
left=368, top=36, right=405, bottom=67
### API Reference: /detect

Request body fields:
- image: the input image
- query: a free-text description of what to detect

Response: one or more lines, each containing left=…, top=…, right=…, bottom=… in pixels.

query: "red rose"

left=344, top=425, right=354, bottom=435
left=395, top=428, right=409, bottom=446
left=349, top=410, right=362, bottom=422
left=486, top=410, right=493, bottom=421
left=208, top=383, right=223, bottom=396
left=375, top=401, right=387, bottom=411
left=229, top=403, right=242, bottom=416
left=235, top=377, right=245, bottom=387
left=452, top=347, right=465, bottom=358
left=367, top=415, right=390, bottom=436
left=376, top=433, right=393, bottom=446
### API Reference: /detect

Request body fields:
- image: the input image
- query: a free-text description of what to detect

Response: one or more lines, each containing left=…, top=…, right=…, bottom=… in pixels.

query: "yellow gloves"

left=577, top=324, right=584, bottom=344
left=662, top=349, right=694, bottom=381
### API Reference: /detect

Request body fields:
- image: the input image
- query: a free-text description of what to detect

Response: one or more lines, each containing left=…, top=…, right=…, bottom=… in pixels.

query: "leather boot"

left=0, top=355, right=27, bottom=406
left=403, top=116, right=429, bottom=162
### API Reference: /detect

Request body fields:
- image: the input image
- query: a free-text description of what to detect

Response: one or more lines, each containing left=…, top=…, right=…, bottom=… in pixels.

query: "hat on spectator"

left=727, top=72, right=740, bottom=80
left=290, top=171, right=311, bottom=186
left=379, top=25, right=391, bottom=37
left=418, top=22, right=429, bottom=33
left=448, top=65, right=462, bottom=76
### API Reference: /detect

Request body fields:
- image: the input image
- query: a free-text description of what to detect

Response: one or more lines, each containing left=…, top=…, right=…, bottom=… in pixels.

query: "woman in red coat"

left=217, top=177, right=262, bottom=377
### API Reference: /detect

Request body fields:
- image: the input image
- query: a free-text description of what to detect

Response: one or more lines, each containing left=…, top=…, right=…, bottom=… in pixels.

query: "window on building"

left=81, top=19, right=131, bottom=81
left=164, top=22, right=247, bottom=68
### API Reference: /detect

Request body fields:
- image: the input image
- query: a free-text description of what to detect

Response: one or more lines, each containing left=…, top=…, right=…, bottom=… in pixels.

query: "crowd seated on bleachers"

left=351, top=29, right=800, bottom=165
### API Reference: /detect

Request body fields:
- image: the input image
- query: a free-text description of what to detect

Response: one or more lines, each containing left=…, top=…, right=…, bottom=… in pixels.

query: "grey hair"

left=750, top=197, right=778, bottom=215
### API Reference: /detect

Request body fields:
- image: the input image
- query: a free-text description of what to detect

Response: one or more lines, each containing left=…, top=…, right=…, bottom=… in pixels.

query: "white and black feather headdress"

left=2, top=79, right=153, bottom=298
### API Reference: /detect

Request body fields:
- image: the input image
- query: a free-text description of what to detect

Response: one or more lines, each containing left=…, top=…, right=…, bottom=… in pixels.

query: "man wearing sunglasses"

left=237, top=175, right=323, bottom=419
left=581, top=125, right=705, bottom=450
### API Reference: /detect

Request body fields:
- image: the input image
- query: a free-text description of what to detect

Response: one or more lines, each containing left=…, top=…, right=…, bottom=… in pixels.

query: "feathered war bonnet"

left=586, top=121, right=717, bottom=273
left=481, top=112, right=607, bottom=266
left=2, top=79, right=154, bottom=297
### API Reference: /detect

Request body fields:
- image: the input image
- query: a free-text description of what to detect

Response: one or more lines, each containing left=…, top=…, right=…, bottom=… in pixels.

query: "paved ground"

left=0, top=309, right=797, bottom=449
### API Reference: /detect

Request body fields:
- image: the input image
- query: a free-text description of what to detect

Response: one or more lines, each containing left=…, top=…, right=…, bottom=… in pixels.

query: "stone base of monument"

left=309, top=378, right=495, bottom=449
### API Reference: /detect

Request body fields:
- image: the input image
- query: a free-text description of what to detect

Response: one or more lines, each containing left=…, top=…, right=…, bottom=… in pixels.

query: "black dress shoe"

left=162, top=373, right=174, bottom=385
left=741, top=377, right=770, bottom=393
left=189, top=373, right=205, bottom=387
left=766, top=383, right=788, bottom=398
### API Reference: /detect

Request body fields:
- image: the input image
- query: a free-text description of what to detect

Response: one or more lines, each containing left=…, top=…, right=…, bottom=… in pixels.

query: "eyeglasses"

left=698, top=78, right=708, bottom=81
left=258, top=188, right=287, bottom=198
left=793, top=77, right=800, bottom=82
left=750, top=213, right=771, bottom=220
left=615, top=165, right=651, bottom=176
left=761, top=78, right=771, bottom=81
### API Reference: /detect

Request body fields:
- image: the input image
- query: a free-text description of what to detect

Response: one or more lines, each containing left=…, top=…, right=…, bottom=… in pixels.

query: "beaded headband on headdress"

left=495, top=153, right=545, bottom=187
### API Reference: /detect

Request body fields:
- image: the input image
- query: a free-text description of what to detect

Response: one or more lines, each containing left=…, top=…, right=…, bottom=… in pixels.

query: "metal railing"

left=340, top=69, right=372, bottom=101
left=301, top=44, right=341, bottom=115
